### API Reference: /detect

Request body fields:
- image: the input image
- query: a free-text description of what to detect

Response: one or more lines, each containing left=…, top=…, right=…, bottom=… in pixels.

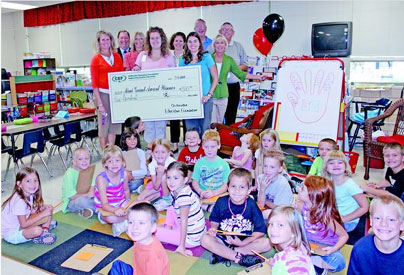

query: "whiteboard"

left=273, top=59, right=344, bottom=146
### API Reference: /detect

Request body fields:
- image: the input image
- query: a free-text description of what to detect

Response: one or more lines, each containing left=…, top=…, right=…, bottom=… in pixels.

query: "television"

left=311, top=21, right=352, bottom=57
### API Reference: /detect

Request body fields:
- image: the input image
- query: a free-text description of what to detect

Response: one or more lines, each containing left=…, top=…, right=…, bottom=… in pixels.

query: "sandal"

left=77, top=208, right=94, bottom=219
left=32, top=232, right=57, bottom=245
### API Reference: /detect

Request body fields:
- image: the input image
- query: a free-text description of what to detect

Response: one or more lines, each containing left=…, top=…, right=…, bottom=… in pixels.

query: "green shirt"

left=308, top=157, right=323, bottom=176
left=192, top=156, right=230, bottom=191
left=211, top=54, right=247, bottom=98
left=61, top=167, right=96, bottom=212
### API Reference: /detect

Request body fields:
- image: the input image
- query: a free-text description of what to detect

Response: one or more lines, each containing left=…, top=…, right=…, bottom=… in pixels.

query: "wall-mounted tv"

left=311, top=22, right=352, bottom=57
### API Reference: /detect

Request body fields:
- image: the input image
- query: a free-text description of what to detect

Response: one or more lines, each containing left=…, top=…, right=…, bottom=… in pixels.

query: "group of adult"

left=90, top=19, right=266, bottom=150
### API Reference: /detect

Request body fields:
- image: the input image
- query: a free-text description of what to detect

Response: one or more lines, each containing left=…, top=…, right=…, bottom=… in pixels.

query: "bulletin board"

left=273, top=58, right=345, bottom=146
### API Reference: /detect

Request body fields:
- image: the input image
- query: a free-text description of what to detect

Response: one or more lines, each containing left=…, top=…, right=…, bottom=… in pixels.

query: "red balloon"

left=253, top=28, right=273, bottom=56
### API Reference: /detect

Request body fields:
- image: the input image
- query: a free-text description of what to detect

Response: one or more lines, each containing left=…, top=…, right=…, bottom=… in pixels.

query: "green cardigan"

left=211, top=53, right=247, bottom=98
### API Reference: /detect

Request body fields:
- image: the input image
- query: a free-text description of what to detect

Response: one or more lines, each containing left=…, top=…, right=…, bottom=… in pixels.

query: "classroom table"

left=2, top=113, right=97, bottom=163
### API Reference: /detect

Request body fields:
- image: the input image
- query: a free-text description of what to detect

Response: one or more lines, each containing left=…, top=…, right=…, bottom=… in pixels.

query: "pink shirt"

left=123, top=51, right=140, bottom=70
left=1, top=193, right=32, bottom=238
left=135, top=51, right=176, bottom=70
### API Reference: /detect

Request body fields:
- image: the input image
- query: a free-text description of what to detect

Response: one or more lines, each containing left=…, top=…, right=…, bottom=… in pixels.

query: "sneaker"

left=112, top=220, right=128, bottom=237
left=77, top=208, right=94, bottom=219
left=98, top=212, right=107, bottom=224
left=135, top=184, right=144, bottom=194
left=49, top=220, right=58, bottom=231
left=32, top=232, right=57, bottom=245
left=153, top=199, right=171, bottom=212
left=238, top=254, right=262, bottom=267
left=210, top=253, right=232, bottom=267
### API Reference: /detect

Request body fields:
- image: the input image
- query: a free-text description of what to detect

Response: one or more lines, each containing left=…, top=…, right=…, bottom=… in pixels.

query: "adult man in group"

left=217, top=22, right=248, bottom=125
left=116, top=30, right=131, bottom=61
left=194, top=19, right=212, bottom=50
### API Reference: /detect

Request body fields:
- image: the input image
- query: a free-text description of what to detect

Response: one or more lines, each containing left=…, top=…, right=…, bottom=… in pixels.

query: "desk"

left=2, top=113, right=97, bottom=163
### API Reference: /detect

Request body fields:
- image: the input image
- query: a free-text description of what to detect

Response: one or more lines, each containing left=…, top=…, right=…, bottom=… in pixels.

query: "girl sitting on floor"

left=2, top=167, right=57, bottom=245
left=155, top=161, right=206, bottom=256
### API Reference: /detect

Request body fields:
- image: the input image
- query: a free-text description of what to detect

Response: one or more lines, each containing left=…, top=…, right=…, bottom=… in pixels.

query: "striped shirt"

left=171, top=185, right=206, bottom=246
left=94, top=168, right=126, bottom=209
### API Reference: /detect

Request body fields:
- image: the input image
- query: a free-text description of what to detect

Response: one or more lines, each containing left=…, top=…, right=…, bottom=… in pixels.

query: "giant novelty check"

left=108, top=66, right=203, bottom=123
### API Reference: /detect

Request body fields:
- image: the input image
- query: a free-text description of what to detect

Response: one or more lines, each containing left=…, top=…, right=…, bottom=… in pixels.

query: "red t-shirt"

left=178, top=146, right=205, bottom=165
left=133, top=237, right=169, bottom=275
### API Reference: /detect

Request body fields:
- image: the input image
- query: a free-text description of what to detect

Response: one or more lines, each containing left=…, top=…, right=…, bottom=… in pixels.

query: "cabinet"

left=10, top=75, right=57, bottom=117
left=23, top=58, right=56, bottom=76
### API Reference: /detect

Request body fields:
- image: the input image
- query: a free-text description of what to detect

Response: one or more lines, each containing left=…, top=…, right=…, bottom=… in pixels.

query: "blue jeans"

left=66, top=196, right=96, bottom=212
left=129, top=178, right=144, bottom=192
left=185, top=99, right=213, bottom=136
left=108, top=260, right=133, bottom=275
left=344, top=219, right=359, bottom=233
left=319, top=250, right=346, bottom=272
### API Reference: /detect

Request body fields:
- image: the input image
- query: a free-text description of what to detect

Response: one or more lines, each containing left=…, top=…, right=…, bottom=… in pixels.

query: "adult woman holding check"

left=134, top=26, right=176, bottom=145
left=180, top=32, right=218, bottom=136
left=90, top=30, right=124, bottom=149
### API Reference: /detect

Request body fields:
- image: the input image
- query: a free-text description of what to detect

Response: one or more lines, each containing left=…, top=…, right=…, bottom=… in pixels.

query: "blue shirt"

left=179, top=53, right=215, bottom=96
left=202, top=36, right=212, bottom=51
left=348, top=235, right=404, bottom=275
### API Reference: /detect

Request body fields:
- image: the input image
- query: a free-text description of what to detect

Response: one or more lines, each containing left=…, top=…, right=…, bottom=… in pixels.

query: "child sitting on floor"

left=257, top=150, right=293, bottom=217
left=192, top=129, right=230, bottom=200
left=348, top=194, right=404, bottom=274
left=95, top=145, right=130, bottom=237
left=109, top=202, right=169, bottom=275
left=2, top=167, right=57, bottom=245
left=297, top=175, right=348, bottom=274
left=267, top=205, right=315, bottom=274
left=226, top=133, right=259, bottom=172
left=61, top=147, right=96, bottom=218
left=308, top=138, right=338, bottom=176
left=124, top=116, right=147, bottom=150
left=136, top=139, right=176, bottom=211
left=155, top=161, right=206, bottom=256
left=323, top=150, right=369, bottom=245
left=120, top=129, right=147, bottom=194
left=177, top=128, right=205, bottom=177
left=201, top=168, right=271, bottom=267
left=360, top=142, right=404, bottom=201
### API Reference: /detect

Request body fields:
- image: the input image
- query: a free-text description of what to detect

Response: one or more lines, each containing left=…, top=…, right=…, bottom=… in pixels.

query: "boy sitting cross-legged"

left=201, top=168, right=271, bottom=267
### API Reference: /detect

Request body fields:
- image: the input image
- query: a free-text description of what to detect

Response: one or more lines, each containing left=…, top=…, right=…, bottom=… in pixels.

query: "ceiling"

left=1, top=1, right=74, bottom=14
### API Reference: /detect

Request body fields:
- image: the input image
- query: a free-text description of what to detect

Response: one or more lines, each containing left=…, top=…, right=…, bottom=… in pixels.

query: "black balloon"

left=262, top=13, right=285, bottom=44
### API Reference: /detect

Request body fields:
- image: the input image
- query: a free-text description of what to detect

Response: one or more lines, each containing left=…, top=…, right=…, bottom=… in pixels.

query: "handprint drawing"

left=287, top=70, right=334, bottom=124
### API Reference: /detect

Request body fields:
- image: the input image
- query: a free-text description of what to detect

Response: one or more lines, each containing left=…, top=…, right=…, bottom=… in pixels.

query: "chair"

left=47, top=121, right=82, bottom=169
left=81, top=128, right=101, bottom=157
left=363, top=98, right=404, bottom=179
left=347, top=98, right=392, bottom=151
left=2, top=137, right=15, bottom=181
left=4, top=129, right=52, bottom=177
left=211, top=103, right=274, bottom=156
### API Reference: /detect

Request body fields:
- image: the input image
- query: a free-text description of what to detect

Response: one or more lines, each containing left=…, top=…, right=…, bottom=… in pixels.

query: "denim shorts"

left=4, top=229, right=30, bottom=244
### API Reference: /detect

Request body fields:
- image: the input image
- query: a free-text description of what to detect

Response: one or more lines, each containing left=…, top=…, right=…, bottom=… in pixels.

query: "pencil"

left=123, top=199, right=136, bottom=210
left=53, top=201, right=63, bottom=209
left=251, top=250, right=267, bottom=261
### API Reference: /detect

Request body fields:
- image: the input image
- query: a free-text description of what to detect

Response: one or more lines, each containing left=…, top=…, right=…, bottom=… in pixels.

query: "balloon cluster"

left=253, top=14, right=285, bottom=56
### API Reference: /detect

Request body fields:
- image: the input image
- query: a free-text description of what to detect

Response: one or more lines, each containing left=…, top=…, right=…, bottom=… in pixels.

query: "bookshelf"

left=23, top=58, right=56, bottom=76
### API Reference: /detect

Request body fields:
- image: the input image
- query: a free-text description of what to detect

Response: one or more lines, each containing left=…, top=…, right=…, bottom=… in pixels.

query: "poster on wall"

left=273, top=59, right=344, bottom=146
left=108, top=66, right=203, bottom=123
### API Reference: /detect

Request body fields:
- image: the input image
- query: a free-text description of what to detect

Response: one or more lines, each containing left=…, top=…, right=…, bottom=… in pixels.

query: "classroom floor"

left=1, top=137, right=386, bottom=274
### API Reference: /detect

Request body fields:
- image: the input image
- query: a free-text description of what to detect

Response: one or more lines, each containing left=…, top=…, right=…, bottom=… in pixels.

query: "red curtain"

left=24, top=1, right=248, bottom=27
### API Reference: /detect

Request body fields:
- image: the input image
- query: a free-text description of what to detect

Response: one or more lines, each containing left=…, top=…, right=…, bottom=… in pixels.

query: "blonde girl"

left=226, top=133, right=259, bottom=172
left=322, top=150, right=369, bottom=244
left=254, top=129, right=282, bottom=186
left=267, top=206, right=315, bottom=274
left=136, top=139, right=175, bottom=211
left=156, top=161, right=206, bottom=256
left=297, top=176, right=348, bottom=273
left=95, top=145, right=130, bottom=237
left=2, top=167, right=56, bottom=245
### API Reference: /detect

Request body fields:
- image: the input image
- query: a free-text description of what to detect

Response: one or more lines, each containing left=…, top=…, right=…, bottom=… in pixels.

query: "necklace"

left=228, top=197, right=247, bottom=218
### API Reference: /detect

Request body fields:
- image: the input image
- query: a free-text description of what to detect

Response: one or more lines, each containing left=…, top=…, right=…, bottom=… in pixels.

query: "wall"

left=2, top=1, right=404, bottom=75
